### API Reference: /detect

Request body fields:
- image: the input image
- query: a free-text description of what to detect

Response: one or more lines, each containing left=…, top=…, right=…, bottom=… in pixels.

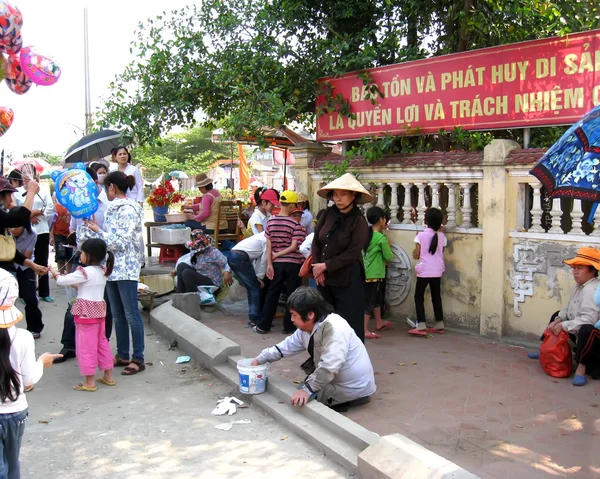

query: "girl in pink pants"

left=51, top=239, right=115, bottom=391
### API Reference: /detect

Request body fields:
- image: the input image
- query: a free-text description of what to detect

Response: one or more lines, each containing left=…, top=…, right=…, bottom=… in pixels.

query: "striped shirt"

left=265, top=215, right=305, bottom=264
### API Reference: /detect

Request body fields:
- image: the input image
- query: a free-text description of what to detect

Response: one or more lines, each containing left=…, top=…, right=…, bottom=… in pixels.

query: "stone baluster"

left=571, top=199, right=585, bottom=235
left=591, top=205, right=600, bottom=237
left=401, top=183, right=413, bottom=224
left=389, top=183, right=400, bottom=223
left=528, top=183, right=544, bottom=233
left=459, top=183, right=474, bottom=228
left=430, top=183, right=440, bottom=209
left=547, top=198, right=564, bottom=234
left=446, top=183, right=457, bottom=228
left=362, top=183, right=374, bottom=217
left=416, top=182, right=427, bottom=225
left=376, top=182, right=386, bottom=209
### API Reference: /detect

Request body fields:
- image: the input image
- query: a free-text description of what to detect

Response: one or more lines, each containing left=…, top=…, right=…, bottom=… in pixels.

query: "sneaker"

left=42, top=296, right=54, bottom=303
left=434, top=321, right=445, bottom=331
left=253, top=326, right=268, bottom=335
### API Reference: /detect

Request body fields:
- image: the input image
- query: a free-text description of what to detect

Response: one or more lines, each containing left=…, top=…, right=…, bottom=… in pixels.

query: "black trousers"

left=34, top=233, right=50, bottom=297
left=414, top=277, right=443, bottom=324
left=176, top=263, right=214, bottom=293
left=318, top=262, right=366, bottom=343
left=258, top=262, right=301, bottom=332
left=542, top=312, right=594, bottom=366
left=60, top=290, right=113, bottom=351
left=15, top=268, right=44, bottom=334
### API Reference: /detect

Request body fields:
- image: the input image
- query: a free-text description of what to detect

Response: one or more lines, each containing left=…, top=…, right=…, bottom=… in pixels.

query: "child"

left=0, top=269, right=60, bottom=478
left=50, top=238, right=116, bottom=391
left=363, top=207, right=393, bottom=339
left=248, top=189, right=280, bottom=234
left=9, top=225, right=44, bottom=338
left=254, top=191, right=306, bottom=334
left=411, top=207, right=446, bottom=335
left=53, top=200, right=73, bottom=274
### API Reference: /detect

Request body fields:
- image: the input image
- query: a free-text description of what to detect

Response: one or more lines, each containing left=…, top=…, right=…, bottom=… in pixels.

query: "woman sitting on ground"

left=174, top=230, right=233, bottom=293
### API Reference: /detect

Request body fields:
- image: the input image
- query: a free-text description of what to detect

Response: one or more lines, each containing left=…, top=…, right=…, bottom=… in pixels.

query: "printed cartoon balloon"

left=52, top=164, right=98, bottom=219
left=0, top=106, right=12, bottom=137
left=3, top=52, right=30, bottom=94
left=0, top=1, right=22, bottom=49
left=20, top=46, right=61, bottom=86
left=0, top=30, right=21, bottom=54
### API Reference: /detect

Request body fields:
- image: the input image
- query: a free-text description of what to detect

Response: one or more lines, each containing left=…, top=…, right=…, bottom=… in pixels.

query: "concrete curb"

left=150, top=301, right=479, bottom=478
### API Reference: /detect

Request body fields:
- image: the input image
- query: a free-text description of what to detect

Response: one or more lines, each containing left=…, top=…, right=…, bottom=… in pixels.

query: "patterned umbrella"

left=530, top=104, right=600, bottom=221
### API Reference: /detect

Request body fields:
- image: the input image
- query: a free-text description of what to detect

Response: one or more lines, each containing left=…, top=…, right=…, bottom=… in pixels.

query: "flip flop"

left=24, top=385, right=34, bottom=392
left=365, top=331, right=381, bottom=339
left=408, top=328, right=428, bottom=336
left=572, top=375, right=587, bottom=386
left=73, top=383, right=97, bottom=392
left=376, top=321, right=392, bottom=331
left=426, top=328, right=445, bottom=334
left=97, top=378, right=116, bottom=386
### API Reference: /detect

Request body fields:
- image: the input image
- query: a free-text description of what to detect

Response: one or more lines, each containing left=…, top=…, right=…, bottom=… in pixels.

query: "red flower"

left=147, top=182, right=185, bottom=207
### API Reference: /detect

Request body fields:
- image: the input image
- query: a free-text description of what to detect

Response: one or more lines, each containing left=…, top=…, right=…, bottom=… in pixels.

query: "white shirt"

left=299, top=232, right=313, bottom=259
left=248, top=209, right=270, bottom=235
left=0, top=327, right=44, bottom=414
left=300, top=210, right=314, bottom=235
left=56, top=265, right=106, bottom=302
left=112, top=163, right=145, bottom=203
left=15, top=185, right=55, bottom=235
left=231, top=232, right=268, bottom=279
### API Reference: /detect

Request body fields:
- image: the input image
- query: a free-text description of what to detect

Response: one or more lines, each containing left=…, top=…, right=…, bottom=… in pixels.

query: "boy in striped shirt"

left=254, top=191, right=305, bottom=334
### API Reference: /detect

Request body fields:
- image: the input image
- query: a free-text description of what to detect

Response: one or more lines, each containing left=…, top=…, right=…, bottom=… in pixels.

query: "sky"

left=2, top=0, right=192, bottom=159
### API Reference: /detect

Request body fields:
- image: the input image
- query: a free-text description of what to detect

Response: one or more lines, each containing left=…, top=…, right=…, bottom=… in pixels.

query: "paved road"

left=17, top=283, right=350, bottom=479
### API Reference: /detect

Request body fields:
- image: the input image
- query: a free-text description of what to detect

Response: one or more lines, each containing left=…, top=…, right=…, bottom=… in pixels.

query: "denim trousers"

left=106, top=280, right=145, bottom=362
left=0, top=409, right=27, bottom=479
left=227, top=250, right=262, bottom=324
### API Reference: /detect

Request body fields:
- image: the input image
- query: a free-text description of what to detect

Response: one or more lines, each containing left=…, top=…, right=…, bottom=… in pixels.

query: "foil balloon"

left=3, top=52, right=30, bottom=94
left=20, top=46, right=61, bottom=86
left=0, top=30, right=21, bottom=54
left=0, top=106, right=12, bottom=137
left=52, top=163, right=99, bottom=219
left=0, top=1, right=22, bottom=49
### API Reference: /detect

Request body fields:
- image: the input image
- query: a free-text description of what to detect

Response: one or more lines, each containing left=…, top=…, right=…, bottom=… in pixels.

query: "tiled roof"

left=311, top=150, right=484, bottom=168
left=505, top=148, right=547, bottom=165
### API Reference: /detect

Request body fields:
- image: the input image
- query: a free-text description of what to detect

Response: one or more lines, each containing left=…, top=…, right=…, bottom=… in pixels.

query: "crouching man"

left=251, top=287, right=376, bottom=411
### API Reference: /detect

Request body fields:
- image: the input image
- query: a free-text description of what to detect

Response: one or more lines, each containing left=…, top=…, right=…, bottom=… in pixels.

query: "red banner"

left=316, top=30, right=600, bottom=141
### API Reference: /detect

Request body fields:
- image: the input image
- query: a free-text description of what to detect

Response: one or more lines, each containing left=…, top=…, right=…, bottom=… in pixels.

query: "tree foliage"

left=24, top=150, right=62, bottom=166
left=101, top=0, right=599, bottom=147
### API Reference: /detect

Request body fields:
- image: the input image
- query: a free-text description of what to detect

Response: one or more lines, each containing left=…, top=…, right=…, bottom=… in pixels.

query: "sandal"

left=73, top=383, right=97, bottom=392
left=97, top=377, right=116, bottom=386
left=376, top=321, right=392, bottom=332
left=114, top=355, right=129, bottom=367
left=121, top=361, right=145, bottom=376
left=253, top=326, right=268, bottom=335
left=426, top=327, right=445, bottom=334
left=365, top=331, right=381, bottom=339
left=408, top=328, right=429, bottom=336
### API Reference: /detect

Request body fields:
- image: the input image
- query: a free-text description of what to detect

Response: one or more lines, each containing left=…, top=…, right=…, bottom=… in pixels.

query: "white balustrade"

left=362, top=183, right=374, bottom=216
left=571, top=199, right=585, bottom=235
left=402, top=183, right=413, bottom=224
left=592, top=205, right=600, bottom=237
left=389, top=183, right=400, bottom=223
left=528, top=183, right=544, bottom=233
left=376, top=183, right=385, bottom=209
left=415, top=183, right=427, bottom=225
left=459, top=183, right=474, bottom=228
left=547, top=198, right=563, bottom=234
left=430, top=183, right=440, bottom=209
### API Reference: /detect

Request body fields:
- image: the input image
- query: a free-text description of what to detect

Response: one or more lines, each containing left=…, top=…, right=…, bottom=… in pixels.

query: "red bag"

left=299, top=253, right=313, bottom=278
left=539, top=329, right=572, bottom=378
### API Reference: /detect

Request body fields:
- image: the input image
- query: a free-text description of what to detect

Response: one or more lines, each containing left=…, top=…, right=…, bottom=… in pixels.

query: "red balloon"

left=3, top=52, right=30, bottom=94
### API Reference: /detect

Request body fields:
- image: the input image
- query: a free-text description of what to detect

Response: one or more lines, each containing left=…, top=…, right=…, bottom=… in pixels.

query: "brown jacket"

left=311, top=206, right=369, bottom=287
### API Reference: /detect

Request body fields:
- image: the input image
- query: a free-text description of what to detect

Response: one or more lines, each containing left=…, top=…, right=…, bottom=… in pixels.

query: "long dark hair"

left=365, top=206, right=387, bottom=253
left=425, top=208, right=443, bottom=255
left=105, top=171, right=136, bottom=193
left=0, top=329, right=21, bottom=403
left=81, top=238, right=114, bottom=277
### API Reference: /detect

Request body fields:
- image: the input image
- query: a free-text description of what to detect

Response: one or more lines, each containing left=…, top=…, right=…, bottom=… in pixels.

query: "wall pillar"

left=479, top=139, right=520, bottom=337
left=289, top=144, right=332, bottom=210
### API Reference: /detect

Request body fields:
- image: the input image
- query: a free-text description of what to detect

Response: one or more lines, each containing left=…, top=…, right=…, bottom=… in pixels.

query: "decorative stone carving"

left=386, top=242, right=413, bottom=306
left=510, top=242, right=578, bottom=317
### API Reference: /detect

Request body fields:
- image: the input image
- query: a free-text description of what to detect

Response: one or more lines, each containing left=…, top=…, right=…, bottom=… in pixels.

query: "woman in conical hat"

left=311, top=173, right=373, bottom=342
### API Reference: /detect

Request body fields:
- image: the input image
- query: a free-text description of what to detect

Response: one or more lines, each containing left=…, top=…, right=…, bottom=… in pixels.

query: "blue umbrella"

left=530, top=104, right=600, bottom=221
left=169, top=170, right=189, bottom=179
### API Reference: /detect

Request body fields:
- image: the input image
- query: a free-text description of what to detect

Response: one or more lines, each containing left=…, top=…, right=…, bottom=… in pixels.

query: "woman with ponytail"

left=411, top=207, right=447, bottom=336
left=0, top=269, right=60, bottom=477
left=50, top=239, right=116, bottom=391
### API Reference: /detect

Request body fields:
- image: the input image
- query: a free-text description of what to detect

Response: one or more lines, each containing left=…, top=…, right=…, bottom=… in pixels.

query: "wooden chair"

left=213, top=200, right=242, bottom=248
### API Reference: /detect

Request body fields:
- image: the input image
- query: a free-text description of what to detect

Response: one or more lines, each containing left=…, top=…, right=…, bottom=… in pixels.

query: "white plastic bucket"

left=237, top=359, right=267, bottom=395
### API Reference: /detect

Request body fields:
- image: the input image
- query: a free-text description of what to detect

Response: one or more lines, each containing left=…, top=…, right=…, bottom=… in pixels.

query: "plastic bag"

left=539, top=329, right=572, bottom=378
left=198, top=285, right=219, bottom=306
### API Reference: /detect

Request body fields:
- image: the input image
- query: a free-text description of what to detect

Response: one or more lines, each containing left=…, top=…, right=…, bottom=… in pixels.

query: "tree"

left=101, top=1, right=599, bottom=146
left=24, top=150, right=62, bottom=166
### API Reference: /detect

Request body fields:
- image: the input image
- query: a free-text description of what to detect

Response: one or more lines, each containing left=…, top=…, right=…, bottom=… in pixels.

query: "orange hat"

left=564, top=247, right=600, bottom=270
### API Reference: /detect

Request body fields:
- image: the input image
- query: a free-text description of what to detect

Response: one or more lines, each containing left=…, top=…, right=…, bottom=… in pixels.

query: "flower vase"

left=153, top=205, right=169, bottom=222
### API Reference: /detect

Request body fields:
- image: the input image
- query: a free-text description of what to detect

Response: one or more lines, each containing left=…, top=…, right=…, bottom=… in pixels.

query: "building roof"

left=504, top=148, right=547, bottom=165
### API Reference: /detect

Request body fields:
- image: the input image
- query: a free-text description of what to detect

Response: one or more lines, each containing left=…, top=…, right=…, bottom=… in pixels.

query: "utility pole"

left=83, top=7, right=92, bottom=135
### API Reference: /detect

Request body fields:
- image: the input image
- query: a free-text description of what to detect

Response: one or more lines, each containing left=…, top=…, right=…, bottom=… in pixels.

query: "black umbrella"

left=62, top=130, right=125, bottom=166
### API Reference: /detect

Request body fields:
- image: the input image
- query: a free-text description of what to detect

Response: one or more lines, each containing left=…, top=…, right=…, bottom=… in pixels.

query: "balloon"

left=0, top=106, right=13, bottom=137
left=20, top=46, right=61, bottom=85
left=52, top=164, right=99, bottom=219
left=0, top=1, right=22, bottom=49
left=0, top=30, right=21, bottom=54
left=3, top=52, right=30, bottom=94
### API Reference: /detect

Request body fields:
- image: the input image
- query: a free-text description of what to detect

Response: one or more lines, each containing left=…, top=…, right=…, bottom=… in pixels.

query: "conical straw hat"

left=317, top=173, right=373, bottom=204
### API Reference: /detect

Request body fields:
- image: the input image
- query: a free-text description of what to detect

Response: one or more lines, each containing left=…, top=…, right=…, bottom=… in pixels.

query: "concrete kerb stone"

left=149, top=301, right=240, bottom=368
left=358, top=434, right=480, bottom=479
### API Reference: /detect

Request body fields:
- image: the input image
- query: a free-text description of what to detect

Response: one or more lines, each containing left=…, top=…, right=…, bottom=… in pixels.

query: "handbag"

left=0, top=232, right=16, bottom=262
left=299, top=253, right=313, bottom=278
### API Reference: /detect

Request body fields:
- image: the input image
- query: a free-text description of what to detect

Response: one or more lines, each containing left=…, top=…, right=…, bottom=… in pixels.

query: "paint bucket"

left=237, top=358, right=267, bottom=395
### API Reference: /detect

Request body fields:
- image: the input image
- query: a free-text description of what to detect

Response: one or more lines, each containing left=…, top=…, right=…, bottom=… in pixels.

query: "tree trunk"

left=457, top=0, right=475, bottom=52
